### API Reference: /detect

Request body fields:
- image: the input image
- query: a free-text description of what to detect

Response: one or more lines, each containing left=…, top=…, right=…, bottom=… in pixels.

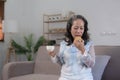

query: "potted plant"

left=11, top=34, right=46, bottom=61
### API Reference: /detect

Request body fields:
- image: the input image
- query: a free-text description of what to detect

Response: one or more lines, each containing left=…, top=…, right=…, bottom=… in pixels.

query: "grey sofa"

left=2, top=46, right=120, bottom=80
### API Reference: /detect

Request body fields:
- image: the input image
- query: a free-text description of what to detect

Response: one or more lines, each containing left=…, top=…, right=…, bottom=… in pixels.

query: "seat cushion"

left=9, top=74, right=59, bottom=80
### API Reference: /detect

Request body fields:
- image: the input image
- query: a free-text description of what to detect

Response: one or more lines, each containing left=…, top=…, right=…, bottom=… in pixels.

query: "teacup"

left=46, top=46, right=55, bottom=52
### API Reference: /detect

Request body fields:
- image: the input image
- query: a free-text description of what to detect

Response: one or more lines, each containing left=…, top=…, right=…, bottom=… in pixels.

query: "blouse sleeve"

left=80, top=42, right=95, bottom=68
left=51, top=41, right=66, bottom=66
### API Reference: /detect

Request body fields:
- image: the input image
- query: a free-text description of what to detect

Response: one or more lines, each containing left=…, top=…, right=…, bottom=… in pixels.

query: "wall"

left=0, top=0, right=120, bottom=79
left=4, top=0, right=120, bottom=45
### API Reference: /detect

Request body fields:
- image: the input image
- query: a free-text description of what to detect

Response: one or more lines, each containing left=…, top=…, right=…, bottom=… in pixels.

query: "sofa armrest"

left=2, top=61, right=35, bottom=80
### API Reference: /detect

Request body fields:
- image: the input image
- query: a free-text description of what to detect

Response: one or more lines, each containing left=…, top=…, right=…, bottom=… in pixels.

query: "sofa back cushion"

left=92, top=55, right=111, bottom=80
left=34, top=46, right=61, bottom=75
left=94, top=46, right=120, bottom=80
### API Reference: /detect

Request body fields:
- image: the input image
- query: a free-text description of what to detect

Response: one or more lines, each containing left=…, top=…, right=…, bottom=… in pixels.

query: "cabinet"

left=43, top=14, right=68, bottom=44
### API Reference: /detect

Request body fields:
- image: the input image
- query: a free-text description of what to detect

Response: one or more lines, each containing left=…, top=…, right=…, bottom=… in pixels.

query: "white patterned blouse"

left=51, top=40, right=95, bottom=80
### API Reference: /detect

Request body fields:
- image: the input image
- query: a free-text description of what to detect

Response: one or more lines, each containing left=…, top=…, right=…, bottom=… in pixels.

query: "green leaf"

left=11, top=40, right=28, bottom=54
left=27, top=54, right=33, bottom=61
left=24, top=34, right=33, bottom=52
left=34, top=36, right=46, bottom=53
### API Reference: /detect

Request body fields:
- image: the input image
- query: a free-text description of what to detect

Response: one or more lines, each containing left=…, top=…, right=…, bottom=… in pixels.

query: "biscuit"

left=75, top=37, right=82, bottom=42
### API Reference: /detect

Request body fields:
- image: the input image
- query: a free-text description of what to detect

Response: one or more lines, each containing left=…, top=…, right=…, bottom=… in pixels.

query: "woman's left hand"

left=73, top=38, right=85, bottom=54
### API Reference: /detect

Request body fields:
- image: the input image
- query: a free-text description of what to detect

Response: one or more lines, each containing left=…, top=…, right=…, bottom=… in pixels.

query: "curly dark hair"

left=64, top=15, right=90, bottom=45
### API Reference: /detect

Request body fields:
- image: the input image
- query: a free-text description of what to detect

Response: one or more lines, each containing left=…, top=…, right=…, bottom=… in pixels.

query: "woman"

left=48, top=15, right=95, bottom=80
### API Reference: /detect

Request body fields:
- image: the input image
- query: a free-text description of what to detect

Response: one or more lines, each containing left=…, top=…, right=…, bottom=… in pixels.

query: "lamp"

left=3, top=20, right=18, bottom=47
left=3, top=20, right=18, bottom=63
left=4, top=20, right=18, bottom=33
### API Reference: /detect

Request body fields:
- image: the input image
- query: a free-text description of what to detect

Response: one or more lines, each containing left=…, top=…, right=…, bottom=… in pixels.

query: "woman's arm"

left=50, top=41, right=66, bottom=66
left=81, top=44, right=95, bottom=68
left=51, top=55, right=63, bottom=66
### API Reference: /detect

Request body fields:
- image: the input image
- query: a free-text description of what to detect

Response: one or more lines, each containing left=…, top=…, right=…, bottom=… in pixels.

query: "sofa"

left=2, top=46, right=120, bottom=80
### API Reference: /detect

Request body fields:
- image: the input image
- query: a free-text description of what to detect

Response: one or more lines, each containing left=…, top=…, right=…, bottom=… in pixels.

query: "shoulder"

left=85, top=40, right=94, bottom=48
left=59, top=40, right=67, bottom=52
left=60, top=40, right=67, bottom=46
left=86, top=40, right=93, bottom=45
left=59, top=40, right=67, bottom=50
left=85, top=40, right=94, bottom=52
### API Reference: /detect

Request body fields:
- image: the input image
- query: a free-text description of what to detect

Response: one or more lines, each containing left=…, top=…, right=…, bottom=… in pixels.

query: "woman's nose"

left=76, top=29, right=81, bottom=33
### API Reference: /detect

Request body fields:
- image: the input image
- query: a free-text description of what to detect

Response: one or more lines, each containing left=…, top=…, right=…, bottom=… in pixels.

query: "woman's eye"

left=74, top=28, right=78, bottom=30
left=80, top=27, right=84, bottom=30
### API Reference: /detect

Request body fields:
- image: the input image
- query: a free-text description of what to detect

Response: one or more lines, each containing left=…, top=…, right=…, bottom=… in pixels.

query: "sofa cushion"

left=92, top=55, right=111, bottom=80
left=9, top=74, right=59, bottom=80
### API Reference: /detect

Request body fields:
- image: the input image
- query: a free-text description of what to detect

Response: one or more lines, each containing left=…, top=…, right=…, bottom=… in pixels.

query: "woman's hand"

left=48, top=51, right=56, bottom=57
left=46, top=46, right=56, bottom=57
left=73, top=37, right=85, bottom=54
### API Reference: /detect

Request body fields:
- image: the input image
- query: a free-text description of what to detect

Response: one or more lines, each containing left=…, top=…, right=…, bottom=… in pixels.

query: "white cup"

left=46, top=46, right=55, bottom=52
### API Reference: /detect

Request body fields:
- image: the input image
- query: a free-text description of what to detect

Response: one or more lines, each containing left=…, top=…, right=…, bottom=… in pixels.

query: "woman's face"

left=71, top=19, right=85, bottom=39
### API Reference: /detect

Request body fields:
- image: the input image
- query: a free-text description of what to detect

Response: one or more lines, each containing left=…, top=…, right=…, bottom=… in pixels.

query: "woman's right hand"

left=46, top=46, right=56, bottom=57
left=48, top=51, right=56, bottom=57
